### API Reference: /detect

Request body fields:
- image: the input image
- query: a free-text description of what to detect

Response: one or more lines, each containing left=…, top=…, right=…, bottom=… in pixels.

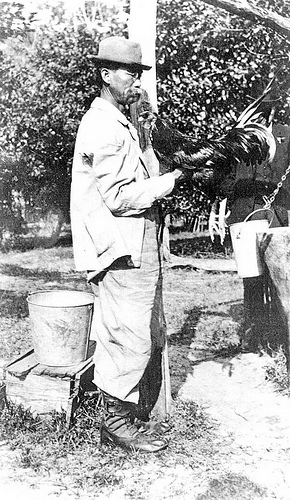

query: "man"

left=70, top=36, right=183, bottom=452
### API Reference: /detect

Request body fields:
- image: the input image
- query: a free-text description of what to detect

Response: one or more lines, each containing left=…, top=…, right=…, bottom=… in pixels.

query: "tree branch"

left=202, top=0, right=290, bottom=39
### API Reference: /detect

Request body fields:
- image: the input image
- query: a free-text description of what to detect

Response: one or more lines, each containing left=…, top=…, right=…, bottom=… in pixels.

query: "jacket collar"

left=90, top=97, right=130, bottom=125
left=91, top=97, right=139, bottom=142
left=90, top=97, right=146, bottom=169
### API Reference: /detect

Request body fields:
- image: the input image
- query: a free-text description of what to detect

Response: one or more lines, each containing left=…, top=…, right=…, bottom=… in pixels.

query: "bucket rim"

left=229, top=219, right=269, bottom=228
left=229, top=208, right=274, bottom=229
left=27, top=289, right=94, bottom=308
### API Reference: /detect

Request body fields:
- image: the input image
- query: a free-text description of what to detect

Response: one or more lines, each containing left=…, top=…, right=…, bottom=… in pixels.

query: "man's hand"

left=172, top=168, right=187, bottom=182
left=138, top=111, right=157, bottom=130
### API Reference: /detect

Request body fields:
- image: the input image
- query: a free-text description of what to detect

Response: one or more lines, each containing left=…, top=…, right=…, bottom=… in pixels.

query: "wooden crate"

left=4, top=341, right=97, bottom=424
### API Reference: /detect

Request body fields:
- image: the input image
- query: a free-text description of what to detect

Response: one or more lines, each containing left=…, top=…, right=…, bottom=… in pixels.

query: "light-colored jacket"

left=70, top=97, right=175, bottom=275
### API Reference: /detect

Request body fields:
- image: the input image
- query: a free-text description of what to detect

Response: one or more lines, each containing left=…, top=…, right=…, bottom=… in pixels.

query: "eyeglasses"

left=126, top=70, right=142, bottom=80
left=119, top=67, right=142, bottom=81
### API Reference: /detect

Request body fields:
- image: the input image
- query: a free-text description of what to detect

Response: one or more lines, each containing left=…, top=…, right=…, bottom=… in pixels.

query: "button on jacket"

left=70, top=97, right=175, bottom=275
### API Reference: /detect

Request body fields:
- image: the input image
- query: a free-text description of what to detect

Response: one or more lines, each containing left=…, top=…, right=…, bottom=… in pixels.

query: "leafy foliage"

left=0, top=1, right=36, bottom=41
left=0, top=4, right=127, bottom=219
left=155, top=0, right=290, bottom=222
left=0, top=2, right=36, bottom=244
left=0, top=0, right=289, bottom=239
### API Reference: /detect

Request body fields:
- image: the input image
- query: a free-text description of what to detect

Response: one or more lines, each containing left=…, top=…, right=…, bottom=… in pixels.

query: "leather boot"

left=100, top=392, right=168, bottom=453
left=130, top=402, right=171, bottom=435
left=135, top=417, right=171, bottom=435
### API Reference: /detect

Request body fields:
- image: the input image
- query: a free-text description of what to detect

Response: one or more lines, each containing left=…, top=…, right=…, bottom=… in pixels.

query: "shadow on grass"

left=55, top=233, right=73, bottom=247
left=0, top=289, right=29, bottom=318
left=170, top=233, right=233, bottom=259
left=0, top=268, right=89, bottom=320
left=196, top=472, right=267, bottom=500
left=169, top=300, right=243, bottom=349
left=168, top=306, right=202, bottom=398
left=168, top=300, right=245, bottom=397
left=169, top=306, right=202, bottom=347
left=0, top=263, right=63, bottom=280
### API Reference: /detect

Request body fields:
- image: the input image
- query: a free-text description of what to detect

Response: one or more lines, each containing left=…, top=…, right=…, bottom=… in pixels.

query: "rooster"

left=131, top=80, right=277, bottom=240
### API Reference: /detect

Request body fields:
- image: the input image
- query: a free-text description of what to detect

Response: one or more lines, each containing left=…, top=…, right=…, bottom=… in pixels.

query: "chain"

left=263, top=163, right=290, bottom=209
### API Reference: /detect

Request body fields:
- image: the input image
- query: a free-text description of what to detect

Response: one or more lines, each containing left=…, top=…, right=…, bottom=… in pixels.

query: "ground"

left=180, top=354, right=290, bottom=498
left=0, top=245, right=290, bottom=499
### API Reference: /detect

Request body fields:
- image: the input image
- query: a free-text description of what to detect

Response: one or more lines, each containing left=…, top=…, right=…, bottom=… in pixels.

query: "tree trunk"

left=202, top=0, right=290, bottom=39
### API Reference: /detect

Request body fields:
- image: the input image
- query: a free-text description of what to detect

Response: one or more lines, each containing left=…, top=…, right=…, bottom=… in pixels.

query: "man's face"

left=104, top=66, right=142, bottom=107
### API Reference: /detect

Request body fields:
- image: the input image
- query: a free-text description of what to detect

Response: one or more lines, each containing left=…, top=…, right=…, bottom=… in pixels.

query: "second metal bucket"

left=27, top=290, right=94, bottom=366
left=230, top=209, right=273, bottom=278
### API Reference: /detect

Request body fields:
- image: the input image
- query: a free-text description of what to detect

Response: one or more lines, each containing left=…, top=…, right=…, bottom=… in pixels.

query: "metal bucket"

left=229, top=209, right=273, bottom=278
left=27, top=290, right=94, bottom=366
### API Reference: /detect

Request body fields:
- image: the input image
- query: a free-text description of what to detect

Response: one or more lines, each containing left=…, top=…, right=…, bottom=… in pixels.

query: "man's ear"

left=100, top=67, right=111, bottom=85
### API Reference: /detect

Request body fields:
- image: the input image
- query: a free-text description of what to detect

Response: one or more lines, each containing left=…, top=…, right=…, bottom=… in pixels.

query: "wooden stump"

left=258, top=228, right=290, bottom=378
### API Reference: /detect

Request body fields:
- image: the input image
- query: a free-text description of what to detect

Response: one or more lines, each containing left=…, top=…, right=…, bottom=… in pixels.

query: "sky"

left=8, top=0, right=123, bottom=11
left=4, top=0, right=127, bottom=29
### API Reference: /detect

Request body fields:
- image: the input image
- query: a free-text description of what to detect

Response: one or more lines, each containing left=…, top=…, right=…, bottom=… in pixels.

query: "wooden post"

left=129, top=0, right=172, bottom=419
left=129, top=0, right=157, bottom=109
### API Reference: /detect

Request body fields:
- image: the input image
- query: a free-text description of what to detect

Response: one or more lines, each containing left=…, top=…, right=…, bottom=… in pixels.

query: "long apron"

left=90, top=205, right=166, bottom=406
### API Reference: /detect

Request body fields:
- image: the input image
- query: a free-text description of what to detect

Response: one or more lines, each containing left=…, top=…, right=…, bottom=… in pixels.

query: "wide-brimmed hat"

left=92, top=36, right=151, bottom=71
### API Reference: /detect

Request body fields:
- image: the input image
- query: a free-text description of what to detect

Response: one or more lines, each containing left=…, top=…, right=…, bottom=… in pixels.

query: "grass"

left=0, top=396, right=219, bottom=498
left=0, top=240, right=288, bottom=498
left=169, top=231, right=233, bottom=259
left=264, top=345, right=289, bottom=394
left=0, top=395, right=272, bottom=499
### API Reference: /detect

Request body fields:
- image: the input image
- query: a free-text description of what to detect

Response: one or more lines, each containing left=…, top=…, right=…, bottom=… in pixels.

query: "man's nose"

left=133, top=77, right=141, bottom=88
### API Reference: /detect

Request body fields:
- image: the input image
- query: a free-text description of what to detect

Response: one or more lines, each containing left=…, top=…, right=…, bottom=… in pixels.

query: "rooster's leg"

left=208, top=198, right=229, bottom=244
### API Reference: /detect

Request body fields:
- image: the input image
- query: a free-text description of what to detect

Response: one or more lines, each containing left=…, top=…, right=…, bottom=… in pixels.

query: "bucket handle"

left=236, top=208, right=274, bottom=239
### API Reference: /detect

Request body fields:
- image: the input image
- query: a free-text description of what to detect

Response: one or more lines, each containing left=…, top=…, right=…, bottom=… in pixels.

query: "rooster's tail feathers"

left=236, top=77, right=276, bottom=127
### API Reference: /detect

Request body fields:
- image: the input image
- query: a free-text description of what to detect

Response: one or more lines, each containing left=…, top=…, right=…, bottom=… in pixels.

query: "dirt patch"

left=179, top=352, right=290, bottom=498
